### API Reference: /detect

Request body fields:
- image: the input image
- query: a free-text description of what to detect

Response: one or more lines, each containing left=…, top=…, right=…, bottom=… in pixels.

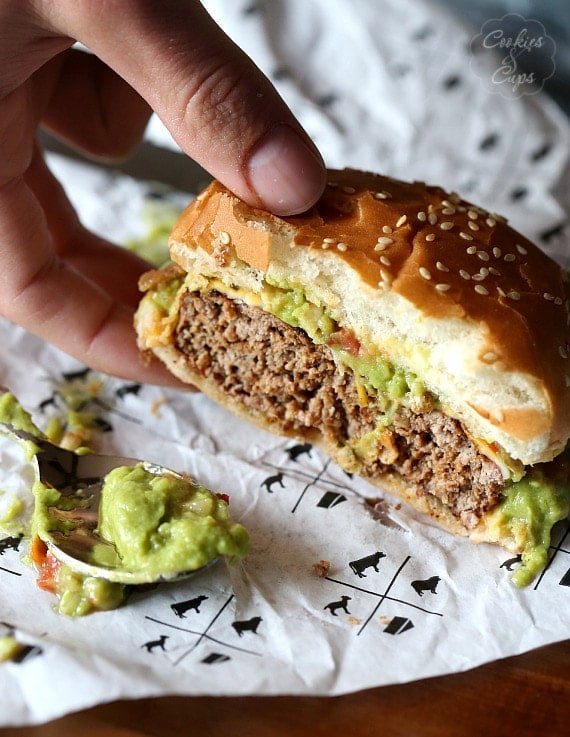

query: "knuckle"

left=173, top=57, right=268, bottom=152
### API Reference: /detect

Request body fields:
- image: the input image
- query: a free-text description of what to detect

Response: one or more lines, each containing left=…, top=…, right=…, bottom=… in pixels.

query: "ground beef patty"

left=174, top=289, right=504, bottom=527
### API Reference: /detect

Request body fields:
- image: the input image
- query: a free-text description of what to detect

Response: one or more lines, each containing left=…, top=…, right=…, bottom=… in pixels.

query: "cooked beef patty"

left=174, top=289, right=504, bottom=527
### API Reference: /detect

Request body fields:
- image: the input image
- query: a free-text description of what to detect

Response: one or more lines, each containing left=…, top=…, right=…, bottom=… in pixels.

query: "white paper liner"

left=1, top=0, right=570, bottom=725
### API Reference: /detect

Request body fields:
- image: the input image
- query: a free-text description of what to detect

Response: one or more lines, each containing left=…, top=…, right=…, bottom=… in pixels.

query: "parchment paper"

left=1, top=0, right=569, bottom=726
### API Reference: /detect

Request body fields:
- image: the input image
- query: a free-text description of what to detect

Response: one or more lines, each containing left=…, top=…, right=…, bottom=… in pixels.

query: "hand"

left=0, top=0, right=326, bottom=385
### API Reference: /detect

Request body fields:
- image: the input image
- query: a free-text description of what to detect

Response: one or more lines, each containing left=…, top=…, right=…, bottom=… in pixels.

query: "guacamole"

left=489, top=469, right=570, bottom=587
left=96, top=464, right=249, bottom=578
left=0, top=392, right=43, bottom=436
left=29, top=463, right=249, bottom=614
left=0, top=391, right=249, bottom=614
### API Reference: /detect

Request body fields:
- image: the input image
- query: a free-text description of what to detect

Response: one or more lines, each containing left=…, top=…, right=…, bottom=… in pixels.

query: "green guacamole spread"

left=0, top=392, right=43, bottom=436
left=490, top=468, right=570, bottom=587
left=96, top=464, right=249, bottom=577
left=0, top=391, right=249, bottom=615
left=260, top=281, right=425, bottom=402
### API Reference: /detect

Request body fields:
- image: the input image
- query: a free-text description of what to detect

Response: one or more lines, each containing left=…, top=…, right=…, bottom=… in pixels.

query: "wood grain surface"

left=2, top=639, right=568, bottom=737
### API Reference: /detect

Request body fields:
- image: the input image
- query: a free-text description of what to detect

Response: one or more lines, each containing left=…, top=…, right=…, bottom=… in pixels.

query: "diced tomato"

left=216, top=493, right=230, bottom=505
left=30, top=536, right=61, bottom=593
left=30, top=536, right=47, bottom=567
left=327, top=329, right=361, bottom=356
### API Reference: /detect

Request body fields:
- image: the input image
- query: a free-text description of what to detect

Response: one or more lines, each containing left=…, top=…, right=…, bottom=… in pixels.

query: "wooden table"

left=2, top=639, right=567, bottom=737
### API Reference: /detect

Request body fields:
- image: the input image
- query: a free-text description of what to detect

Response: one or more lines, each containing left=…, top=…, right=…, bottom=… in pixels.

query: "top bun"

left=168, top=168, right=570, bottom=466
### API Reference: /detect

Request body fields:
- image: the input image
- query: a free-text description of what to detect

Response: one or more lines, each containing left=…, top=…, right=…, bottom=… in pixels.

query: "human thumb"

left=43, top=0, right=327, bottom=215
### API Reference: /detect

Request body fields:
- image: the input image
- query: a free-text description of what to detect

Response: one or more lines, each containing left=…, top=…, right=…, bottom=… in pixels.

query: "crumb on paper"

left=59, top=427, right=91, bottom=452
left=347, top=616, right=362, bottom=626
left=364, top=497, right=403, bottom=529
left=312, top=560, right=331, bottom=577
left=150, top=395, right=168, bottom=418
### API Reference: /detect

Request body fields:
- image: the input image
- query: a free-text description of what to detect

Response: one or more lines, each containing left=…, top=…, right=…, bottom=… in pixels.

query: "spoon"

left=0, top=422, right=218, bottom=585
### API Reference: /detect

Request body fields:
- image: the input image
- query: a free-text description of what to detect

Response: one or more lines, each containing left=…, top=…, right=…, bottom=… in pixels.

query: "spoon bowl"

left=0, top=422, right=219, bottom=584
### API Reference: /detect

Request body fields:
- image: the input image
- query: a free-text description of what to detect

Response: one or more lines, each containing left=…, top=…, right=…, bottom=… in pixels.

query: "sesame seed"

left=442, top=207, right=456, bottom=215
left=342, top=186, right=356, bottom=194
left=459, top=270, right=471, bottom=280
left=504, top=253, right=516, bottom=262
left=449, top=193, right=461, bottom=204
left=374, top=191, right=391, bottom=199
left=441, top=199, right=454, bottom=209
left=489, top=267, right=501, bottom=276
left=468, top=221, right=480, bottom=231
left=497, top=286, right=506, bottom=297
left=477, top=251, right=490, bottom=261
left=374, top=242, right=387, bottom=252
left=559, top=345, right=568, bottom=359
left=379, top=268, right=392, bottom=285
left=435, top=283, right=451, bottom=292
left=417, top=211, right=427, bottom=222
left=544, top=293, right=555, bottom=301
left=327, top=181, right=339, bottom=188
left=516, top=243, right=528, bottom=255
left=475, top=285, right=489, bottom=295
left=486, top=217, right=497, bottom=227
left=460, top=231, right=474, bottom=241
left=419, top=267, right=432, bottom=280
left=382, top=225, right=393, bottom=234
left=492, top=247, right=502, bottom=258
left=440, top=221, right=454, bottom=230
left=507, top=291, right=521, bottom=300
left=555, top=297, right=563, bottom=306
left=466, top=245, right=477, bottom=254
left=321, top=243, right=329, bottom=249
left=377, top=236, right=394, bottom=246
left=337, top=242, right=348, bottom=251
left=483, top=352, right=497, bottom=362
left=380, top=255, right=391, bottom=266
left=429, top=213, right=439, bottom=225
left=467, top=210, right=479, bottom=220
left=219, top=231, right=231, bottom=245
left=436, top=261, right=449, bottom=272
left=396, top=214, right=408, bottom=228
left=323, top=237, right=336, bottom=244
left=425, top=233, right=436, bottom=242
left=472, top=274, right=485, bottom=282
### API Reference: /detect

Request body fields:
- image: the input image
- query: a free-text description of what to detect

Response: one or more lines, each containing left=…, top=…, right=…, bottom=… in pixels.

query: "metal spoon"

left=0, top=422, right=218, bottom=585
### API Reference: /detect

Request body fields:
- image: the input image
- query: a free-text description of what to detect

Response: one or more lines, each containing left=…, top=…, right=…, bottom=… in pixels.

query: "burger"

left=135, top=168, right=570, bottom=585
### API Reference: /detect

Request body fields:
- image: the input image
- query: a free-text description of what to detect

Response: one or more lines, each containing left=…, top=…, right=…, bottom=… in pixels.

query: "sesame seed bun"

left=141, top=168, right=570, bottom=467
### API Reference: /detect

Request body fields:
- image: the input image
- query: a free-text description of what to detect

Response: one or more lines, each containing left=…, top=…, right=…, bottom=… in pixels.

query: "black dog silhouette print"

left=324, top=595, right=351, bottom=616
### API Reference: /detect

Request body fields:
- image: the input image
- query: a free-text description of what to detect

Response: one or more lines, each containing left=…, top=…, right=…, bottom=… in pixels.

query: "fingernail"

left=247, top=124, right=326, bottom=216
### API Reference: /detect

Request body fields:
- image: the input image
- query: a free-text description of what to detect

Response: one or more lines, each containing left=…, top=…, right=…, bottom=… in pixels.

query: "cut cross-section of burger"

left=135, top=168, right=570, bottom=586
